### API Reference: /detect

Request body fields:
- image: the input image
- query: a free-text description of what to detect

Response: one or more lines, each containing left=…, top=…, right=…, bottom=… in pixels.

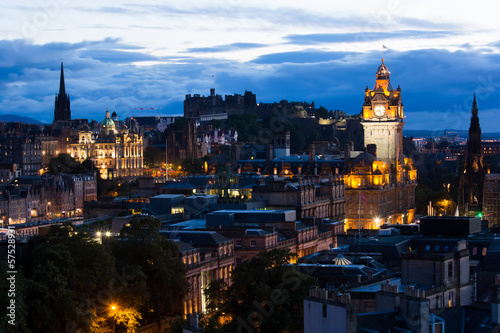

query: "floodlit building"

left=344, top=60, right=417, bottom=230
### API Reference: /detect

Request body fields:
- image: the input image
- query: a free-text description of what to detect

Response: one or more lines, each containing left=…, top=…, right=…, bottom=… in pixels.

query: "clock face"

left=373, top=105, right=386, bottom=117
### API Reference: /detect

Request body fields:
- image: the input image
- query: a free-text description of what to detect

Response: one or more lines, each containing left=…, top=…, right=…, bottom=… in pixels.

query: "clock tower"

left=361, top=59, right=404, bottom=166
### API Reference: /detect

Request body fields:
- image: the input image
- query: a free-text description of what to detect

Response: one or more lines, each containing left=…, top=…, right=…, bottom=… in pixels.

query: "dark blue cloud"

left=1, top=39, right=500, bottom=132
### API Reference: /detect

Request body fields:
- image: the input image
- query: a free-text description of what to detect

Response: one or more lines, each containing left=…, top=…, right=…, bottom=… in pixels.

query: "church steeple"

left=54, top=62, right=71, bottom=123
left=59, top=62, right=66, bottom=96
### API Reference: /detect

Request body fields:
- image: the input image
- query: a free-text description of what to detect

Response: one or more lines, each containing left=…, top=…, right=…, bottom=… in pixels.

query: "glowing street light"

left=109, top=304, right=117, bottom=333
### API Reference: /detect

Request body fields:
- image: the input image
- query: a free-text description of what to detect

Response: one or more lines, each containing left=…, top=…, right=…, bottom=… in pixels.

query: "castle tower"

left=361, top=59, right=404, bottom=166
left=54, top=62, right=71, bottom=123
left=459, top=94, right=486, bottom=212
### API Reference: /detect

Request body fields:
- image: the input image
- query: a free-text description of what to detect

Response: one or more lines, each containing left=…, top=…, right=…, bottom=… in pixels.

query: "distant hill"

left=0, top=114, right=43, bottom=125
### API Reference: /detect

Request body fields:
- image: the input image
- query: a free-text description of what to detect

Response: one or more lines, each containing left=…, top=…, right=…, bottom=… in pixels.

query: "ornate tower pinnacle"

left=472, top=93, right=478, bottom=117
left=459, top=93, right=486, bottom=211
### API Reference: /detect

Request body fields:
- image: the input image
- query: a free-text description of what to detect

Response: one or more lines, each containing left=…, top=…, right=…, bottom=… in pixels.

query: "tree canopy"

left=111, top=216, right=188, bottom=320
left=16, top=218, right=188, bottom=332
left=202, top=248, right=316, bottom=333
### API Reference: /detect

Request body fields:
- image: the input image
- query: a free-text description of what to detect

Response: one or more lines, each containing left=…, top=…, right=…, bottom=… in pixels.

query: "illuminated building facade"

left=344, top=60, right=417, bottom=230
left=67, top=109, right=144, bottom=179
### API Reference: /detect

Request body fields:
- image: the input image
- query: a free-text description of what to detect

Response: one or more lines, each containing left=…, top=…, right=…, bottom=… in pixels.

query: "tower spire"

left=54, top=61, right=71, bottom=123
left=59, top=62, right=66, bottom=96
left=472, top=92, right=478, bottom=117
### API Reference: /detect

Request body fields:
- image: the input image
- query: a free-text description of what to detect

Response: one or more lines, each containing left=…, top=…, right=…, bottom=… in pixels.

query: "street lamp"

left=109, top=304, right=117, bottom=333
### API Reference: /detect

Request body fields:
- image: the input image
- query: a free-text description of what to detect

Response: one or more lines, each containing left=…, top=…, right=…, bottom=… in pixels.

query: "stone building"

left=401, top=238, right=473, bottom=309
left=163, top=231, right=234, bottom=315
left=483, top=173, right=500, bottom=227
left=0, top=133, right=43, bottom=177
left=3, top=173, right=97, bottom=224
left=344, top=59, right=417, bottom=230
left=65, top=109, right=144, bottom=179
left=251, top=175, right=345, bottom=221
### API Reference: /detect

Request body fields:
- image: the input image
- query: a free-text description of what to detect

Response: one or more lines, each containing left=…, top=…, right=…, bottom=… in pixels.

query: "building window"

left=235, top=240, right=242, bottom=247
left=448, top=262, right=453, bottom=278
left=236, top=258, right=242, bottom=266
left=482, top=247, right=488, bottom=256
left=472, top=247, right=477, bottom=255
left=250, top=240, right=256, bottom=247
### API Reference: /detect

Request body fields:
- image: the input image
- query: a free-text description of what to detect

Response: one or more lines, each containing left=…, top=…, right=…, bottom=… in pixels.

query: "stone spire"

left=54, top=62, right=71, bottom=123
left=59, top=62, right=66, bottom=96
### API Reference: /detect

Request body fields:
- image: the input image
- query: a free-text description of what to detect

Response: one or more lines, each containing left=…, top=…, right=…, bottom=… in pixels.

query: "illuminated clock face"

left=373, top=105, right=386, bottom=117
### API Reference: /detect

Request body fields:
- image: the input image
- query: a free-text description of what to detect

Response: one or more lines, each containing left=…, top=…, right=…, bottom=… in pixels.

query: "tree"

left=181, top=157, right=205, bottom=175
left=143, top=146, right=163, bottom=167
left=47, top=153, right=80, bottom=174
left=203, top=248, right=316, bottom=333
left=227, top=113, right=262, bottom=142
left=0, top=262, right=29, bottom=333
left=316, top=106, right=329, bottom=119
left=111, top=216, right=188, bottom=321
left=20, top=225, right=117, bottom=332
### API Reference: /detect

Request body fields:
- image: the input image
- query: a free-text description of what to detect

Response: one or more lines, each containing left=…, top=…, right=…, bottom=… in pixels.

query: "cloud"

left=251, top=50, right=354, bottom=64
left=1, top=38, right=500, bottom=132
left=186, top=43, right=267, bottom=53
left=79, top=49, right=158, bottom=63
left=284, top=30, right=460, bottom=45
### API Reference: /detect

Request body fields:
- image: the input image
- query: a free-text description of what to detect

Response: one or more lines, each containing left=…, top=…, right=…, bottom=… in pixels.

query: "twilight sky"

left=1, top=1, right=500, bottom=132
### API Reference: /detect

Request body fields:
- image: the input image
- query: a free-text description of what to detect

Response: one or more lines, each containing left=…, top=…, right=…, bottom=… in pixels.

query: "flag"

left=383, top=44, right=388, bottom=50
left=359, top=192, right=368, bottom=206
